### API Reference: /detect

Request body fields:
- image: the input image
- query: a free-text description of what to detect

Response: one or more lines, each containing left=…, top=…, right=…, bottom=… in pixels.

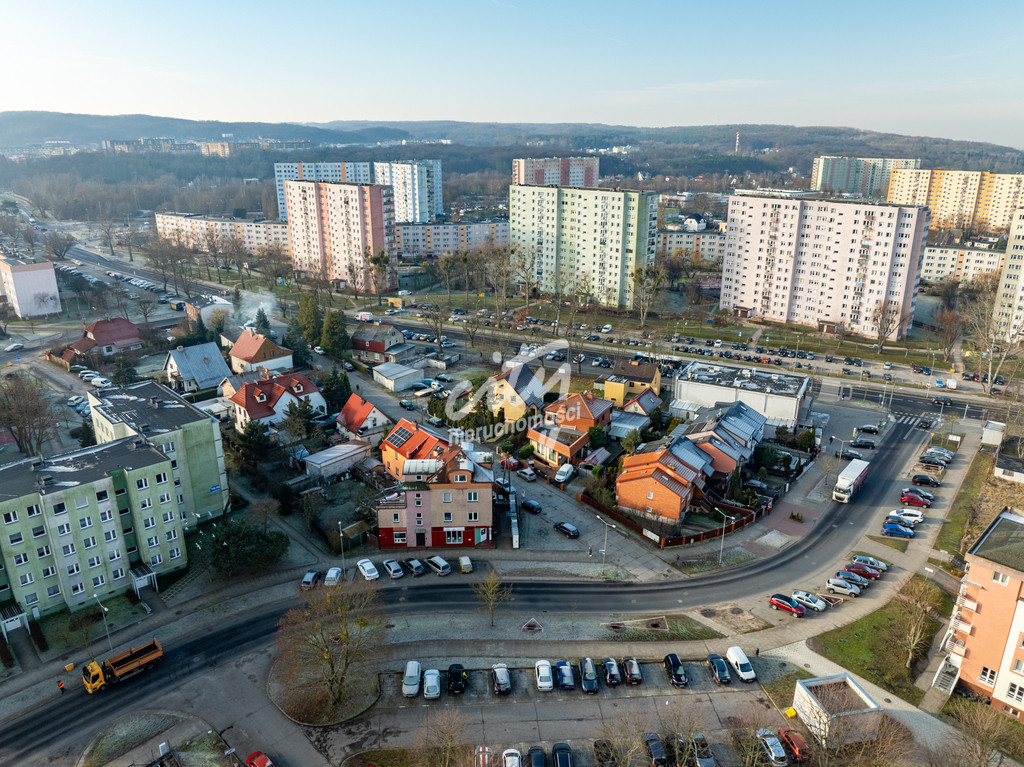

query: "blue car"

left=882, top=522, right=914, bottom=538
left=555, top=661, right=575, bottom=690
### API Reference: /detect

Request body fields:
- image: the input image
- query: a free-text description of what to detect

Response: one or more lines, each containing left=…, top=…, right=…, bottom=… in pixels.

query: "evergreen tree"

left=232, top=287, right=243, bottom=318
left=281, top=399, right=316, bottom=443
left=321, top=367, right=351, bottom=411
left=111, top=357, right=138, bottom=387
left=320, top=310, right=351, bottom=357
left=297, top=293, right=323, bottom=347
left=254, top=307, right=271, bottom=335
left=283, top=318, right=310, bottom=368
left=78, top=418, right=96, bottom=447
left=237, top=420, right=271, bottom=464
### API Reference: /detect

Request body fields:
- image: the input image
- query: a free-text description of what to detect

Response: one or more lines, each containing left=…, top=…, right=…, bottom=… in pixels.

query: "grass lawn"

left=935, top=451, right=995, bottom=555
left=38, top=595, right=149, bottom=652
left=814, top=575, right=949, bottom=705
left=760, top=664, right=816, bottom=712
left=348, top=750, right=418, bottom=767
left=866, top=534, right=909, bottom=553
left=606, top=615, right=723, bottom=642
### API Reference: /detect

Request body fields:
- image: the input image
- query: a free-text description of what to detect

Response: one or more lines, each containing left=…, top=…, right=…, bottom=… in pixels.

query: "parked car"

left=602, top=657, right=622, bottom=686
left=382, top=559, right=404, bottom=579
left=323, top=567, right=343, bottom=586
left=663, top=653, right=688, bottom=687
left=756, top=729, right=789, bottom=767
left=521, top=499, right=542, bottom=514
left=707, top=654, right=731, bottom=685
left=423, top=668, right=441, bottom=700
left=300, top=569, right=320, bottom=590
left=402, top=660, right=422, bottom=697
left=356, top=559, right=379, bottom=581
left=901, top=492, right=931, bottom=507
left=535, top=660, right=554, bottom=691
left=402, top=558, right=425, bottom=576
left=928, top=446, right=954, bottom=460
left=246, top=752, right=276, bottom=767
left=399, top=400, right=416, bottom=410
left=901, top=487, right=935, bottom=501
left=551, top=743, right=574, bottom=767
left=888, top=509, right=923, bottom=526
left=622, top=656, right=643, bottom=685
left=90, top=377, right=112, bottom=387
left=501, top=457, right=521, bottom=470
left=843, top=562, right=881, bottom=580
left=918, top=455, right=947, bottom=467
left=912, top=474, right=941, bottom=487
left=857, top=424, right=880, bottom=434
left=579, top=657, right=599, bottom=694
left=517, top=468, right=537, bottom=482
left=852, top=555, right=889, bottom=572
left=882, top=522, right=915, bottom=538
left=850, top=439, right=875, bottom=449
left=491, top=663, right=512, bottom=695
left=791, top=590, right=828, bottom=613
left=826, top=577, right=861, bottom=596
left=502, top=749, right=522, bottom=767
left=555, top=660, right=575, bottom=690
left=425, top=555, right=451, bottom=576
left=768, top=593, right=805, bottom=616
left=553, top=521, right=580, bottom=538
left=644, top=734, right=669, bottom=767
left=778, top=726, right=813, bottom=762
left=835, top=448, right=863, bottom=460
left=691, top=734, right=717, bottom=767
left=448, top=663, right=466, bottom=694
left=836, top=570, right=871, bottom=589
left=67, top=395, right=84, bottom=407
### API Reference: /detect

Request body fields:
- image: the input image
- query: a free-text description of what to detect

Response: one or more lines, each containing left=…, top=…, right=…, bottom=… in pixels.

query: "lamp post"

left=594, top=515, right=616, bottom=576
left=717, top=508, right=733, bottom=565
left=337, top=520, right=346, bottom=578
left=93, top=593, right=113, bottom=654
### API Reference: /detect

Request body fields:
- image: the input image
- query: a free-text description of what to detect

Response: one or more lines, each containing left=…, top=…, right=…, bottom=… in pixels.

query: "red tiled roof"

left=339, top=394, right=375, bottom=432
left=229, top=329, right=289, bottom=363
left=228, top=373, right=318, bottom=420
left=545, top=391, right=613, bottom=420
left=84, top=317, right=141, bottom=346
left=383, top=418, right=449, bottom=460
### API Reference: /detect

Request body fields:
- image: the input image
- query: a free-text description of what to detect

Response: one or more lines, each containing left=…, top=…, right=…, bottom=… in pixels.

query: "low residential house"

left=995, top=439, right=1024, bottom=484
left=623, top=387, right=663, bottom=418
left=609, top=410, right=651, bottom=440
left=304, top=441, right=373, bottom=480
left=380, top=418, right=452, bottom=480
left=615, top=435, right=713, bottom=522
left=228, top=372, right=325, bottom=433
left=544, top=391, right=612, bottom=432
left=683, top=401, right=766, bottom=475
left=527, top=423, right=589, bottom=468
left=64, top=317, right=142, bottom=360
left=377, top=446, right=494, bottom=549
left=351, top=323, right=415, bottom=364
left=337, top=394, right=392, bottom=440
left=228, top=329, right=293, bottom=374
left=603, top=360, right=662, bottom=407
left=218, top=371, right=266, bottom=398
left=487, top=364, right=546, bottom=422
left=163, top=342, right=232, bottom=393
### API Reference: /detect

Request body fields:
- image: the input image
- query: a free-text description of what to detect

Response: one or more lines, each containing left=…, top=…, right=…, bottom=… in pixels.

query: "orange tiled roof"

left=230, top=329, right=288, bottom=363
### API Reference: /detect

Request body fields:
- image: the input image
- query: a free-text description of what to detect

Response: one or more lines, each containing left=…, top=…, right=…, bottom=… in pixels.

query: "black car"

left=447, top=663, right=466, bottom=694
left=857, top=424, right=880, bottom=434
left=912, top=473, right=942, bottom=487
left=917, top=419, right=932, bottom=430
left=553, top=521, right=579, bottom=538
left=593, top=740, right=618, bottom=767
left=825, top=355, right=835, bottom=363
left=707, top=653, right=731, bottom=685
left=850, top=439, right=875, bottom=449
left=933, top=395, right=953, bottom=406
left=835, top=449, right=863, bottom=460
left=399, top=400, right=416, bottom=411
left=663, top=653, right=687, bottom=688
left=521, top=499, right=543, bottom=514
left=579, top=657, right=599, bottom=694
left=402, top=558, right=426, bottom=576
left=602, top=657, right=621, bottom=686
left=622, top=656, right=643, bottom=685
left=644, top=734, right=669, bottom=767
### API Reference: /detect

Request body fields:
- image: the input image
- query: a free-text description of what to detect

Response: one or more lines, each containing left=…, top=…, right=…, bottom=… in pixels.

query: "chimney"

left=177, top=346, right=184, bottom=351
left=150, top=397, right=160, bottom=408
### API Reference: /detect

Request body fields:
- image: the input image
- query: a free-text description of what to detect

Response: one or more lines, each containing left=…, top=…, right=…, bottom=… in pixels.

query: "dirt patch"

left=82, top=711, right=184, bottom=767
left=695, top=604, right=772, bottom=634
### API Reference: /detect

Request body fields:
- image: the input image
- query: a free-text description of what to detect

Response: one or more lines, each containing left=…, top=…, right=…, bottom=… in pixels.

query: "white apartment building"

left=720, top=192, right=929, bottom=339
left=373, top=160, right=443, bottom=223
left=0, top=254, right=61, bottom=318
left=284, top=180, right=397, bottom=293
left=274, top=162, right=372, bottom=220
left=920, top=246, right=1004, bottom=285
left=994, top=210, right=1024, bottom=340
left=154, top=213, right=290, bottom=256
left=512, top=157, right=599, bottom=187
left=509, top=186, right=658, bottom=308
left=396, top=220, right=509, bottom=258
left=657, top=229, right=727, bottom=265
left=811, top=156, right=920, bottom=196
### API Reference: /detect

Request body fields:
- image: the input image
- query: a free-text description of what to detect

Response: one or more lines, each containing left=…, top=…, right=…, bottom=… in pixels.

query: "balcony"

left=945, top=636, right=966, bottom=656
left=956, top=594, right=978, bottom=612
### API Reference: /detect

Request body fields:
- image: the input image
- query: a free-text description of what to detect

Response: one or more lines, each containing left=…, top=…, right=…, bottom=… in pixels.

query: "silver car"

left=792, top=590, right=828, bottom=613
left=756, top=728, right=789, bottom=766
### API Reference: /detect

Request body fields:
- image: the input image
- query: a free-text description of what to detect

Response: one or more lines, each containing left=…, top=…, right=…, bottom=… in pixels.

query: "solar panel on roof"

left=387, top=426, right=414, bottom=449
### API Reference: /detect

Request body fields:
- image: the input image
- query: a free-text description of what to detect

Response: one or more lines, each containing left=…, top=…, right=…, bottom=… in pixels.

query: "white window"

left=23, top=593, right=38, bottom=606
left=57, top=523, right=71, bottom=536
left=109, top=549, right=121, bottom=562
left=993, top=571, right=1010, bottom=585
left=1014, top=659, right=1024, bottom=674
left=100, top=509, right=113, bottom=523
left=162, top=442, right=175, bottom=453
left=147, top=536, right=158, bottom=547
left=160, top=494, right=171, bottom=505
left=71, top=582, right=84, bottom=595
left=156, top=472, right=168, bottom=485
left=66, top=563, right=80, bottom=576
left=169, top=547, right=181, bottom=560
left=445, top=530, right=463, bottom=544
left=19, top=573, right=33, bottom=587
left=8, top=532, right=23, bottom=545
left=177, top=494, right=185, bottom=505
left=175, top=477, right=181, bottom=487
left=41, top=566, right=55, bottom=578
left=26, top=504, right=40, bottom=517
left=87, top=556, right=101, bottom=569
left=112, top=567, right=125, bottom=580
left=467, top=492, right=478, bottom=502
left=83, top=536, right=97, bottom=549
left=980, top=667, right=998, bottom=686
left=150, top=554, right=163, bottom=566
left=136, top=478, right=149, bottom=490
left=143, top=517, right=156, bottom=529
left=140, top=498, right=153, bottom=510
left=46, top=585, right=61, bottom=598
left=104, top=530, right=117, bottom=543
left=92, top=575, right=105, bottom=588
left=75, top=497, right=89, bottom=510
left=80, top=516, right=92, bottom=529
left=95, top=490, right=108, bottom=502
left=443, top=492, right=452, bottom=503
left=393, top=531, right=406, bottom=544
left=162, top=511, right=174, bottom=523
left=62, top=543, right=75, bottom=556
left=36, top=545, right=50, bottom=558
left=392, top=513, right=400, bottom=523
left=166, top=530, right=178, bottom=542
left=443, top=512, right=452, bottom=522
left=2, top=511, right=17, bottom=524
left=31, top=525, right=45, bottom=538
left=52, top=502, right=66, bottom=515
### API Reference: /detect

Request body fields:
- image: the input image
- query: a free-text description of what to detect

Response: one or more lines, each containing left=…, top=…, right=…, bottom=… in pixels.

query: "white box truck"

left=832, top=459, right=869, bottom=503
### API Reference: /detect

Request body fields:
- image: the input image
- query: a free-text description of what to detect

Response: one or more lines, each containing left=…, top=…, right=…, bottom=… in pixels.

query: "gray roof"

left=718, top=401, right=767, bottom=443
left=969, top=509, right=1024, bottom=575
left=164, top=342, right=232, bottom=390
left=668, top=435, right=714, bottom=476
left=609, top=411, right=650, bottom=440
left=374, top=361, right=419, bottom=379
left=679, top=360, right=807, bottom=398
left=497, top=364, right=546, bottom=408
left=90, top=380, right=214, bottom=434
left=0, top=438, right=169, bottom=502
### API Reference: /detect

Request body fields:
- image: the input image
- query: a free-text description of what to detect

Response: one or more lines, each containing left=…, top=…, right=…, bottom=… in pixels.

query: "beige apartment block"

left=888, top=169, right=1024, bottom=234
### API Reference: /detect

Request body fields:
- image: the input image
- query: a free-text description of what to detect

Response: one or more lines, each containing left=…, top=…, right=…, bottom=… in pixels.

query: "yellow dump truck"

left=82, top=638, right=163, bottom=693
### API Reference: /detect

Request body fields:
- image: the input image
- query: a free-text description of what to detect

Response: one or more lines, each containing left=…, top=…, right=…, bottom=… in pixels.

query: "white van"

left=401, top=660, right=422, bottom=697
left=425, top=555, right=451, bottom=576
left=356, top=311, right=374, bottom=323
left=554, top=464, right=575, bottom=483
left=601, top=324, right=613, bottom=333
left=726, top=646, right=757, bottom=682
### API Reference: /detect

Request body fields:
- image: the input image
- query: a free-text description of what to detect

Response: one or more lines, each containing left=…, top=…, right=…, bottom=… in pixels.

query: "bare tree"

left=418, top=708, right=475, bottom=767
left=631, top=264, right=665, bottom=327
left=547, top=268, right=573, bottom=335
left=962, top=271, right=1024, bottom=392
left=44, top=231, right=76, bottom=261
left=122, top=219, right=143, bottom=263
left=250, top=498, right=280, bottom=535
left=0, top=374, right=59, bottom=455
left=422, top=308, right=448, bottom=357
left=483, top=245, right=514, bottom=329
left=869, top=298, right=910, bottom=354
left=932, top=697, right=1019, bottom=767
left=463, top=311, right=484, bottom=349
left=433, top=254, right=459, bottom=308
left=134, top=293, right=158, bottom=335
left=261, top=244, right=292, bottom=288
left=470, top=570, right=513, bottom=627
left=820, top=454, right=839, bottom=488
left=201, top=228, right=221, bottom=282
left=97, top=218, right=118, bottom=258
left=935, top=307, right=964, bottom=363
left=224, top=235, right=248, bottom=290
left=21, top=225, right=38, bottom=254
left=510, top=245, right=538, bottom=310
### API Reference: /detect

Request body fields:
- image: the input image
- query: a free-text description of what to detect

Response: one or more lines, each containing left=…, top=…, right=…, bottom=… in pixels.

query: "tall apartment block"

left=719, top=192, right=929, bottom=339
left=811, top=156, right=920, bottom=196
left=512, top=157, right=599, bottom=187
left=887, top=169, right=1024, bottom=233
left=284, top=180, right=397, bottom=293
left=88, top=380, right=230, bottom=526
left=0, top=253, right=61, bottom=318
left=274, top=162, right=372, bottom=220
left=509, top=186, right=658, bottom=308
left=396, top=220, right=509, bottom=258
left=0, top=438, right=184, bottom=618
left=373, top=160, right=443, bottom=223
left=993, top=209, right=1024, bottom=340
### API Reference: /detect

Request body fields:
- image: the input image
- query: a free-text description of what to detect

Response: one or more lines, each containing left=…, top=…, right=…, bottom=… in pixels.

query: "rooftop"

left=529, top=423, right=587, bottom=447
left=0, top=252, right=50, bottom=267
left=995, top=439, right=1024, bottom=476
left=969, top=508, right=1024, bottom=575
left=90, top=380, right=214, bottom=434
left=679, top=361, right=807, bottom=398
left=0, top=437, right=169, bottom=502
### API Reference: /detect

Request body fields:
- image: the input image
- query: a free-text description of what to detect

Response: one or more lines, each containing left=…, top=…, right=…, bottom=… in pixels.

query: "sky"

left=3, top=0, right=1024, bottom=148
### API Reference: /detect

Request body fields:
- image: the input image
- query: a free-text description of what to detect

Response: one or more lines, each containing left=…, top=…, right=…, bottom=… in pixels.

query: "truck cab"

left=82, top=660, right=108, bottom=693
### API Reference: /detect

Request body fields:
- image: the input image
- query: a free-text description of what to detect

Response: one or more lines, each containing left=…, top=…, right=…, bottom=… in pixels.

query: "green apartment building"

left=88, top=380, right=229, bottom=529
left=509, top=185, right=659, bottom=308
left=0, top=438, right=183, bottom=621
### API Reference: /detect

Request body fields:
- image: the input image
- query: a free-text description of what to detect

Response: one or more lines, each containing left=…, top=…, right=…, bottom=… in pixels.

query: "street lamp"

left=93, top=593, right=113, bottom=654
left=717, top=508, right=735, bottom=565
left=337, top=520, right=346, bottom=578
left=594, top=515, right=616, bottom=576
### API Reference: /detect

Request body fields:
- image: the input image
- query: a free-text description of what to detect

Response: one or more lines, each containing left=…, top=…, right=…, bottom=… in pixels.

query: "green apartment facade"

left=0, top=439, right=184, bottom=620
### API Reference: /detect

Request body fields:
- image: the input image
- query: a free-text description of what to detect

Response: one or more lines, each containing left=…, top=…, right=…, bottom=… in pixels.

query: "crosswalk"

left=891, top=412, right=939, bottom=425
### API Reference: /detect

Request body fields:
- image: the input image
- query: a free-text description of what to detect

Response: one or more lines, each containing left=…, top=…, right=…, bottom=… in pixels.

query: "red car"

left=901, top=492, right=931, bottom=507
left=844, top=562, right=881, bottom=580
left=768, top=593, right=805, bottom=617
left=500, top=456, right=521, bottom=470
left=247, top=753, right=276, bottom=767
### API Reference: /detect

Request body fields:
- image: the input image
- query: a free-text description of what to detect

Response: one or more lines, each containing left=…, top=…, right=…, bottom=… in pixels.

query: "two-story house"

left=337, top=394, right=392, bottom=440
left=227, top=373, right=326, bottom=433
left=615, top=435, right=713, bottom=522
left=527, top=424, right=590, bottom=469
left=351, top=324, right=415, bottom=364
left=487, top=364, right=546, bottom=422
left=162, top=342, right=232, bottom=393
left=64, top=317, right=142, bottom=360
left=380, top=418, right=452, bottom=480
left=603, top=360, right=662, bottom=407
left=227, top=329, right=293, bottom=375
left=543, top=391, right=613, bottom=432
